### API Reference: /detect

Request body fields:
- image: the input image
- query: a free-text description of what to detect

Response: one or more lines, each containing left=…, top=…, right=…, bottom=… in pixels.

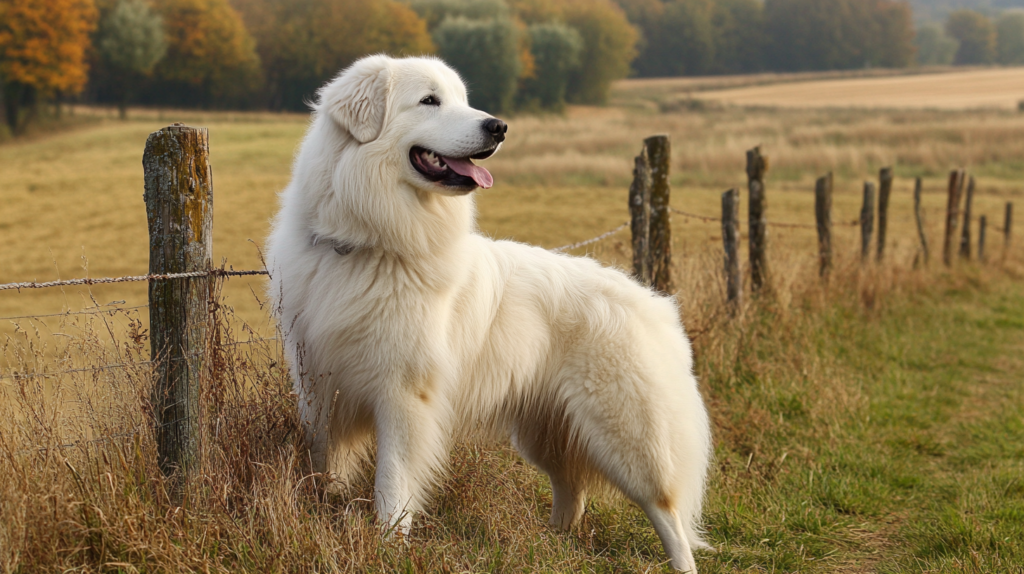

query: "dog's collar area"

left=311, top=234, right=357, bottom=257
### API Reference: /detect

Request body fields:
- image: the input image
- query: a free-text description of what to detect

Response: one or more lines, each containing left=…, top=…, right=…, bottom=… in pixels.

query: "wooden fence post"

left=646, top=135, right=673, bottom=293
left=860, top=182, right=875, bottom=263
left=1006, top=202, right=1014, bottom=256
left=943, top=169, right=965, bottom=266
left=959, top=176, right=975, bottom=260
left=876, top=167, right=893, bottom=262
left=814, top=173, right=833, bottom=277
left=630, top=147, right=652, bottom=285
left=722, top=188, right=741, bottom=306
left=979, top=215, right=987, bottom=262
left=143, top=124, right=213, bottom=492
left=747, top=147, right=768, bottom=292
left=913, top=178, right=930, bottom=267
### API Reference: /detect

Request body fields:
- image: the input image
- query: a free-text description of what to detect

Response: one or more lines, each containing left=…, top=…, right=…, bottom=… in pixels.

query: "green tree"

left=915, top=23, right=958, bottom=65
left=410, top=0, right=509, bottom=28
left=560, top=0, right=637, bottom=105
left=996, top=10, right=1024, bottom=65
left=433, top=15, right=521, bottom=113
left=234, top=0, right=434, bottom=111
left=765, top=0, right=914, bottom=71
left=518, top=22, right=583, bottom=110
left=946, top=9, right=995, bottom=65
left=711, top=0, right=765, bottom=73
left=97, top=0, right=167, bottom=118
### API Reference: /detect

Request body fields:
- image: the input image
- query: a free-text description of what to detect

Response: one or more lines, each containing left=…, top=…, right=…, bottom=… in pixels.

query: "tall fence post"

left=860, top=182, right=875, bottom=263
left=646, top=135, right=673, bottom=293
left=876, top=167, right=893, bottom=262
left=630, top=147, right=652, bottom=286
left=747, top=147, right=768, bottom=292
left=960, top=176, right=975, bottom=260
left=943, top=169, right=965, bottom=266
left=1006, top=202, right=1015, bottom=256
left=815, top=173, right=833, bottom=277
left=914, top=178, right=930, bottom=267
left=979, top=215, right=987, bottom=262
left=722, top=188, right=741, bottom=306
left=143, top=124, right=213, bottom=494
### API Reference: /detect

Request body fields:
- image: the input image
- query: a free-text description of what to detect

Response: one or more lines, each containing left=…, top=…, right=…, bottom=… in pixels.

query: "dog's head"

left=317, top=55, right=506, bottom=195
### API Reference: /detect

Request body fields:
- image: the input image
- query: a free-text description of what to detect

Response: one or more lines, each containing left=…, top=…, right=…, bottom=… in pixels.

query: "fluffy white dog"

left=266, top=55, right=712, bottom=572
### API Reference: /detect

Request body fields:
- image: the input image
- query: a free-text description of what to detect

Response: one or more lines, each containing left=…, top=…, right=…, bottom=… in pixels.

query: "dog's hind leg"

left=641, top=502, right=698, bottom=573
left=511, top=423, right=587, bottom=530
left=373, top=390, right=450, bottom=534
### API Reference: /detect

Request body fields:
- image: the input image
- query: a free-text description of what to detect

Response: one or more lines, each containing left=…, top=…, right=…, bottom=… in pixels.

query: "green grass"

left=3, top=265, right=1022, bottom=572
left=691, top=274, right=1024, bottom=573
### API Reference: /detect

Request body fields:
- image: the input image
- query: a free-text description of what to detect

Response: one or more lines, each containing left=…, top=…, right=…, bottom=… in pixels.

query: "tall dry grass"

left=3, top=229, right=1020, bottom=572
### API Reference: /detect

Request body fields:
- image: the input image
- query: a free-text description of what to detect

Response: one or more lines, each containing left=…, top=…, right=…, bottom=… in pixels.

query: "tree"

left=0, top=0, right=98, bottom=133
left=711, top=0, right=765, bottom=74
left=996, top=10, right=1024, bottom=65
left=560, top=0, right=638, bottom=105
left=915, top=23, right=958, bottom=65
left=97, top=0, right=166, bottom=118
left=765, top=0, right=914, bottom=71
left=433, top=16, right=521, bottom=113
left=518, top=22, right=583, bottom=110
left=150, top=0, right=261, bottom=108
left=946, top=9, right=995, bottom=65
left=234, top=0, right=434, bottom=111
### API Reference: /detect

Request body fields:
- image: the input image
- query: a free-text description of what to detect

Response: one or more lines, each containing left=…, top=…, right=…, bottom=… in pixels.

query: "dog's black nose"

left=483, top=118, right=507, bottom=143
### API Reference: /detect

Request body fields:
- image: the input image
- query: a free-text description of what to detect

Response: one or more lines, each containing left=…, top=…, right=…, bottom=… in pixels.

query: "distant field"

left=690, top=67, right=1024, bottom=110
left=2, top=99, right=1023, bottom=331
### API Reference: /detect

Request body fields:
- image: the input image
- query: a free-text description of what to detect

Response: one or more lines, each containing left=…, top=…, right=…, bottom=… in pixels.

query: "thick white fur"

left=266, top=55, right=712, bottom=572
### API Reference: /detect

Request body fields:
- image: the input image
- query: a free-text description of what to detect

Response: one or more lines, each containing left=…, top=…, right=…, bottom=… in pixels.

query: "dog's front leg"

left=373, top=390, right=449, bottom=534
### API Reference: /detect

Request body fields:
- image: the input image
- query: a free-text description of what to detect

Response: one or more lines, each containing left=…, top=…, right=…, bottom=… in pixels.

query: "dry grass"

left=3, top=99, right=1023, bottom=333
left=669, top=67, right=1024, bottom=111
left=3, top=83, right=1024, bottom=572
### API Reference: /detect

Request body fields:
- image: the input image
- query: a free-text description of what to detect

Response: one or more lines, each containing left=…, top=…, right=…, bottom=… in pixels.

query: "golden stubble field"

left=2, top=69, right=1023, bottom=339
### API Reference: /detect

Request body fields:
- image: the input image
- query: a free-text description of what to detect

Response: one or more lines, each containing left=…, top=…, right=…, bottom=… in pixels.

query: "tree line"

left=4, top=0, right=1024, bottom=136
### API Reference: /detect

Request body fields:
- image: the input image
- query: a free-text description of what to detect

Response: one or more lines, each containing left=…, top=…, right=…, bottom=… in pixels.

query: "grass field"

left=2, top=70, right=1024, bottom=572
left=639, top=67, right=1024, bottom=111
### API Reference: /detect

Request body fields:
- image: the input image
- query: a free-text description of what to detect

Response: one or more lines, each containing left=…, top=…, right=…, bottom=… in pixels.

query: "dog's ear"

left=318, top=55, right=393, bottom=143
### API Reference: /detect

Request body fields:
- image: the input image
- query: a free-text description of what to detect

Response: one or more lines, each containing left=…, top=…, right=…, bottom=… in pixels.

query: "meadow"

left=1, top=69, right=1023, bottom=572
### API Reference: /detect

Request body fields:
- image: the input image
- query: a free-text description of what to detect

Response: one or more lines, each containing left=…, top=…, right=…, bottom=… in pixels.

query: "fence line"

left=0, top=304, right=148, bottom=322
left=0, top=269, right=268, bottom=292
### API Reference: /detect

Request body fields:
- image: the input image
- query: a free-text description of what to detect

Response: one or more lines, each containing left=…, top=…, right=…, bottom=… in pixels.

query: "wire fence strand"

left=0, top=269, right=268, bottom=292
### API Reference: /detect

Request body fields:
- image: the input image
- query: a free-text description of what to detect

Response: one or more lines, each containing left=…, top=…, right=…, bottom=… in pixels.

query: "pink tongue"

left=442, top=156, right=493, bottom=189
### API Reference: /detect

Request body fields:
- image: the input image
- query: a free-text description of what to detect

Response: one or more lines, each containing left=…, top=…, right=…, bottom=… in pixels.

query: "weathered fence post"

left=646, top=135, right=673, bottom=293
left=722, top=188, right=741, bottom=306
left=143, top=124, right=213, bottom=493
left=1006, top=202, right=1015, bottom=255
left=629, top=147, right=652, bottom=285
left=747, top=147, right=768, bottom=292
left=960, top=176, right=975, bottom=260
left=815, top=173, right=833, bottom=277
left=914, top=178, right=930, bottom=267
left=979, top=215, right=987, bottom=262
left=943, top=169, right=965, bottom=266
left=876, top=167, right=893, bottom=262
left=860, top=182, right=875, bottom=263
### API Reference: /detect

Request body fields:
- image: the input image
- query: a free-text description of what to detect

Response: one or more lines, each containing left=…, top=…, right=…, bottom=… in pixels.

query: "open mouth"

left=410, top=146, right=494, bottom=190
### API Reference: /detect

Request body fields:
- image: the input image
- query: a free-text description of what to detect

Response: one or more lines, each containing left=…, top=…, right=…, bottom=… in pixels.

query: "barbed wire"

left=668, top=207, right=854, bottom=229
left=0, top=269, right=268, bottom=292
left=0, top=304, right=148, bottom=322
left=551, top=222, right=630, bottom=253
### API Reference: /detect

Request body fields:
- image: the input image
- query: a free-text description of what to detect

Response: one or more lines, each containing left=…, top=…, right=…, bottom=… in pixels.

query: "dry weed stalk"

left=0, top=240, right=1021, bottom=572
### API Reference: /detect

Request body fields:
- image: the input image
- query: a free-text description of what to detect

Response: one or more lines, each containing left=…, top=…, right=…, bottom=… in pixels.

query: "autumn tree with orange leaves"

left=0, top=0, right=97, bottom=133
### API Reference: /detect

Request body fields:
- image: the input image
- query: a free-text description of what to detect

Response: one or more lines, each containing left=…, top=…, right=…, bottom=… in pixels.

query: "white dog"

left=265, top=55, right=712, bottom=572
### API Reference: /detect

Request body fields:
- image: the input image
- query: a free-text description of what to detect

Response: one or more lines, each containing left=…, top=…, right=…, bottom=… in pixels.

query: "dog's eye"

left=419, top=95, right=440, bottom=107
